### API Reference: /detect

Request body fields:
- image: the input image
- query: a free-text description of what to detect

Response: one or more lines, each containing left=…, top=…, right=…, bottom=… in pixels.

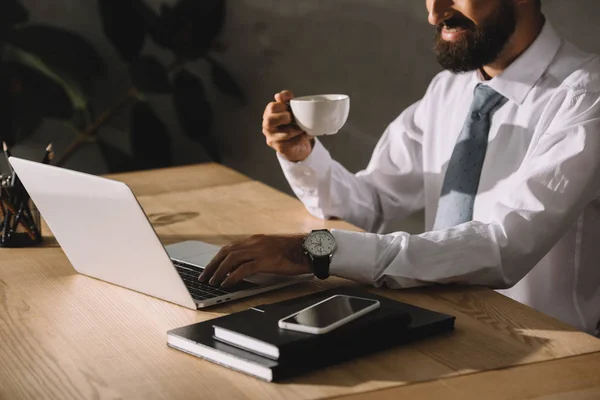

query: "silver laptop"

left=8, top=157, right=312, bottom=310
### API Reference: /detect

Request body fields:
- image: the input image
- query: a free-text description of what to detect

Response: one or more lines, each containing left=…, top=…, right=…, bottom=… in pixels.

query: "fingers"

left=198, top=234, right=311, bottom=289
left=199, top=235, right=262, bottom=286
left=263, top=111, right=293, bottom=130
left=262, top=91, right=301, bottom=141
left=264, top=126, right=305, bottom=144
left=274, top=90, right=294, bottom=103
left=199, top=244, right=235, bottom=282
left=268, top=132, right=311, bottom=154
left=263, top=101, right=288, bottom=117
left=208, top=251, right=254, bottom=286
left=221, top=262, right=259, bottom=288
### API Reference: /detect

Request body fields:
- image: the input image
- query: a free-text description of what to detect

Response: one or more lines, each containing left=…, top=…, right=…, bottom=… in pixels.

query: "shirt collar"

left=475, top=19, right=563, bottom=105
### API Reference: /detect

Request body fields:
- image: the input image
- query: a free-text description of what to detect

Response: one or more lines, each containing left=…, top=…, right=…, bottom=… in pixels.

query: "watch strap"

left=311, top=255, right=330, bottom=279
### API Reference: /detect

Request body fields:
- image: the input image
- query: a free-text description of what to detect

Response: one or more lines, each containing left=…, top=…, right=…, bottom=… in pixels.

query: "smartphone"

left=278, top=294, right=380, bottom=334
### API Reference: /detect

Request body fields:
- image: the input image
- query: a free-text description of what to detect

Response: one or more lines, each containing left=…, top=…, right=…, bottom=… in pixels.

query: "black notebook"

left=168, top=322, right=284, bottom=382
left=212, top=286, right=414, bottom=360
left=167, top=286, right=455, bottom=382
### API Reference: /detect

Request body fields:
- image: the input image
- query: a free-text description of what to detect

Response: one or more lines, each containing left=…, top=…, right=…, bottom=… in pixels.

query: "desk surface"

left=1, top=163, right=599, bottom=400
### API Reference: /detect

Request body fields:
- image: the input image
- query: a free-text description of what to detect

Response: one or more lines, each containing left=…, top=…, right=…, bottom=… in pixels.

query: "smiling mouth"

left=442, top=25, right=466, bottom=33
left=439, top=19, right=472, bottom=41
left=440, top=15, right=474, bottom=29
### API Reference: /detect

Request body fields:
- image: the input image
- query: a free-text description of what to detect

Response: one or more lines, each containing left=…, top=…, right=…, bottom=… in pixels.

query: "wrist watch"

left=302, top=229, right=337, bottom=279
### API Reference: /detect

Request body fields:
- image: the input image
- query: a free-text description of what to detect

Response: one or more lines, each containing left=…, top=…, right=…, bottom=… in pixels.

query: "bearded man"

left=200, top=0, right=600, bottom=336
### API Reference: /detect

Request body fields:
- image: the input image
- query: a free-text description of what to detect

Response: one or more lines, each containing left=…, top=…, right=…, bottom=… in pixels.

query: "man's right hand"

left=262, top=90, right=314, bottom=162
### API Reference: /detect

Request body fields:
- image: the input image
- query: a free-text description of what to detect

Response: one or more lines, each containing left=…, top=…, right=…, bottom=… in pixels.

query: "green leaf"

left=1, top=69, right=44, bottom=145
left=98, top=0, right=147, bottom=62
left=1, top=0, right=29, bottom=27
left=149, top=0, right=226, bottom=60
left=172, top=69, right=220, bottom=162
left=2, top=44, right=87, bottom=112
left=130, top=55, right=171, bottom=93
left=5, top=25, right=105, bottom=93
left=207, top=56, right=244, bottom=101
left=97, top=139, right=136, bottom=173
left=0, top=60, right=73, bottom=143
left=0, top=61, right=74, bottom=120
left=130, top=101, right=172, bottom=169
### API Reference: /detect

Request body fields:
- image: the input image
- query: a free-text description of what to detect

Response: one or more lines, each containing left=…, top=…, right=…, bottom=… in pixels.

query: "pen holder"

left=0, top=178, right=43, bottom=248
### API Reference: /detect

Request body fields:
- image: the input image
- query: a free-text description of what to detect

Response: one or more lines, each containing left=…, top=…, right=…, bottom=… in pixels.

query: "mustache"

left=437, top=16, right=475, bottom=31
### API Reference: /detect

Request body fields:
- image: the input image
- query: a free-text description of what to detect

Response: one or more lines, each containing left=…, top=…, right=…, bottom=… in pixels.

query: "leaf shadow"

left=147, top=211, right=200, bottom=227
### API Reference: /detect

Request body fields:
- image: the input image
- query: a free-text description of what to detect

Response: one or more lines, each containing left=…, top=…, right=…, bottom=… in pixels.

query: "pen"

left=0, top=142, right=48, bottom=244
left=13, top=179, right=38, bottom=242
left=1, top=202, right=11, bottom=242
left=0, top=187, right=7, bottom=239
left=6, top=186, right=37, bottom=242
left=10, top=205, right=37, bottom=241
left=22, top=206, right=40, bottom=241
left=0, top=194, right=5, bottom=218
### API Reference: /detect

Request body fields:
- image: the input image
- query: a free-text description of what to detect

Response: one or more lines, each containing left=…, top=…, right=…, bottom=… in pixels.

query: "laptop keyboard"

left=172, top=259, right=259, bottom=301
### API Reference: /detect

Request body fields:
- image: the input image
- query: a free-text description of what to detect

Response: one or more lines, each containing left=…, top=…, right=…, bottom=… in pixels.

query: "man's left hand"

left=198, top=234, right=311, bottom=288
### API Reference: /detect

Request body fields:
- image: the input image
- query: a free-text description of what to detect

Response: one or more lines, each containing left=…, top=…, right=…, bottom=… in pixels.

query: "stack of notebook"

left=166, top=286, right=455, bottom=382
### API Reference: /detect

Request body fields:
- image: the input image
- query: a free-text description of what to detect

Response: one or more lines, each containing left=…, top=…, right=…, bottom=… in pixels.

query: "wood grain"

left=1, top=165, right=599, bottom=400
left=104, top=163, right=250, bottom=196
left=334, top=352, right=600, bottom=400
left=140, top=181, right=362, bottom=248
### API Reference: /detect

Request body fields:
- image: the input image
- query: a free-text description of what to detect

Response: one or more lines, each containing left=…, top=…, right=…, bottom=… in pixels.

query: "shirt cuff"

left=329, top=229, right=379, bottom=284
left=276, top=138, right=332, bottom=188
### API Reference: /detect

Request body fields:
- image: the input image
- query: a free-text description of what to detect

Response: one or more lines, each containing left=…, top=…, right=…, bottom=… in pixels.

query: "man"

left=200, top=0, right=600, bottom=335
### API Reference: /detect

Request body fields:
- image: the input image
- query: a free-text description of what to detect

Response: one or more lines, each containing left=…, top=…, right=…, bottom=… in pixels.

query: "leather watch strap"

left=312, top=255, right=330, bottom=280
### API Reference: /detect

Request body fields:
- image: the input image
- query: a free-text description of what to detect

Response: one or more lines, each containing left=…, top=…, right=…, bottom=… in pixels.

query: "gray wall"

left=15, top=0, right=600, bottom=233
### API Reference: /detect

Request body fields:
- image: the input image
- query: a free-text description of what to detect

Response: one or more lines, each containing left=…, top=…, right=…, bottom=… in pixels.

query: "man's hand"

left=263, top=90, right=314, bottom=162
left=198, top=234, right=312, bottom=288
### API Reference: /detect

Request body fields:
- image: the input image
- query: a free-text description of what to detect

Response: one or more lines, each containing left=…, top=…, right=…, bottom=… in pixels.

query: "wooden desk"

left=1, top=163, right=599, bottom=400
left=336, top=352, right=600, bottom=400
left=104, top=163, right=251, bottom=196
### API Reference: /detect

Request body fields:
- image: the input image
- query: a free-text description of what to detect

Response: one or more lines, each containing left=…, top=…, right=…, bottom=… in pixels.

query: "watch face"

left=304, top=231, right=336, bottom=257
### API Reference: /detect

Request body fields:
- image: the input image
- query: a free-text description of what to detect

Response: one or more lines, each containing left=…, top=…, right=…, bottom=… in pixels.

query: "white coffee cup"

left=289, top=94, right=350, bottom=136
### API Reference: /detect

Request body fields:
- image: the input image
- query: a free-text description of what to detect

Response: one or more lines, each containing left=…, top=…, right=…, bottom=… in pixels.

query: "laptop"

left=8, top=157, right=312, bottom=310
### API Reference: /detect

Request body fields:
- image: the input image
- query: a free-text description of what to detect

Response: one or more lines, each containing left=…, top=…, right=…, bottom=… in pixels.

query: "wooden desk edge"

left=105, top=162, right=250, bottom=184
left=329, top=351, right=600, bottom=400
left=104, top=162, right=218, bottom=177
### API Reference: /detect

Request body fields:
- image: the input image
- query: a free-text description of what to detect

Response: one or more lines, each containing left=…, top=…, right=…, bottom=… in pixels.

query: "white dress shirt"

left=278, top=21, right=600, bottom=335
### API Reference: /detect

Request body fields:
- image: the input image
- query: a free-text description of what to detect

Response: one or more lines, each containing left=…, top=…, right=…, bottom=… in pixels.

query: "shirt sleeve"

left=330, top=89, right=600, bottom=289
left=277, top=99, right=427, bottom=234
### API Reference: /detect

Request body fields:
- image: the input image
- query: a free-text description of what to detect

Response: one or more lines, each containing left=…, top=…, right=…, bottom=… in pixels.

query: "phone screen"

left=281, top=295, right=378, bottom=328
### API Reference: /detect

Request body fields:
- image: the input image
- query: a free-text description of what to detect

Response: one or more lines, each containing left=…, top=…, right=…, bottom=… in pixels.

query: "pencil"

left=6, top=187, right=37, bottom=242
left=41, top=143, right=54, bottom=165
left=22, top=205, right=40, bottom=241
left=1, top=207, right=11, bottom=242
left=10, top=204, right=36, bottom=241
left=3, top=142, right=15, bottom=187
left=1, top=185, right=15, bottom=241
left=2, top=141, right=11, bottom=160
left=0, top=188, right=6, bottom=217
left=1, top=183, right=36, bottom=242
left=0, top=187, right=6, bottom=239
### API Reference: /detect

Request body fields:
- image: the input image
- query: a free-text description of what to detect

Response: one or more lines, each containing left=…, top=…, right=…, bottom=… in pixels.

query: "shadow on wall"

left=1, top=0, right=244, bottom=175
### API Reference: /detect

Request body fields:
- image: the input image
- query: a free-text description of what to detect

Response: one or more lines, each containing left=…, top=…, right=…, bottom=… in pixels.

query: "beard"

left=434, top=1, right=517, bottom=73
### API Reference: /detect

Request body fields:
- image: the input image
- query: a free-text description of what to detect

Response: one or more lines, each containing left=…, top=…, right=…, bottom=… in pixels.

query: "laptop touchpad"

left=178, top=253, right=216, bottom=269
left=182, top=253, right=297, bottom=286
